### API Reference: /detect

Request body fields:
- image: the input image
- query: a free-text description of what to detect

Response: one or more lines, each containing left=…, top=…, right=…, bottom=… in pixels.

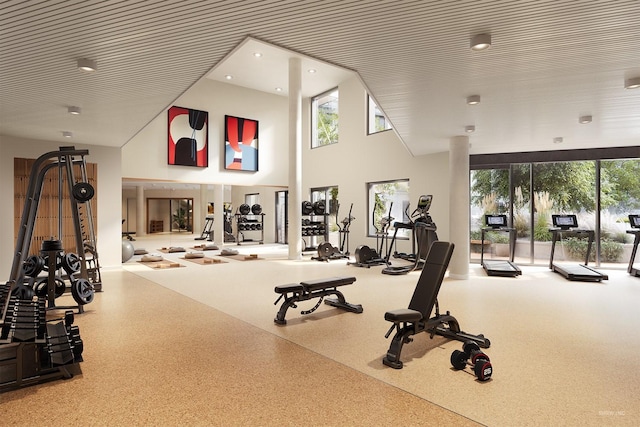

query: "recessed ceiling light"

left=225, top=75, right=233, bottom=80
left=579, top=115, right=592, bottom=124
left=77, top=58, right=97, bottom=72
left=68, top=106, right=81, bottom=115
left=253, top=52, right=262, bottom=58
left=624, top=77, right=640, bottom=89
left=465, top=125, right=476, bottom=133
left=470, top=34, right=492, bottom=51
left=308, top=68, right=316, bottom=73
left=553, top=137, right=563, bottom=144
left=62, top=131, right=73, bottom=138
left=466, top=95, right=481, bottom=105
left=275, top=87, right=282, bottom=92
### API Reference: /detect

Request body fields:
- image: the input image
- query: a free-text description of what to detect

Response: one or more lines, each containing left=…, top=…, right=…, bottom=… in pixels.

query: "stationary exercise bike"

left=313, top=202, right=354, bottom=262
left=349, top=203, right=393, bottom=268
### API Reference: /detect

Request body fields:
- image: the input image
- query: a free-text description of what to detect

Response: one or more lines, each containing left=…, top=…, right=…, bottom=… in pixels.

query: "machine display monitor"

left=630, top=214, right=640, bottom=229
left=417, top=195, right=432, bottom=211
left=485, top=214, right=507, bottom=228
left=552, top=214, right=578, bottom=229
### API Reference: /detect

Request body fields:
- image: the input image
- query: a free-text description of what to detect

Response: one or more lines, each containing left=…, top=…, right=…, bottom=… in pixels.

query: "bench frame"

left=383, top=242, right=490, bottom=369
left=273, top=276, right=363, bottom=325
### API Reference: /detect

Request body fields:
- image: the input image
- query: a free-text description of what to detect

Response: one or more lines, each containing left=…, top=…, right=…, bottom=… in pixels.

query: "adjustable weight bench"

left=383, top=241, right=490, bottom=369
left=274, top=276, right=363, bottom=325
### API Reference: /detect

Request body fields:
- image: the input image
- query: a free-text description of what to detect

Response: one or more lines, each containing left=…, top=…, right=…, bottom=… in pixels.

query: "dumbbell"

left=450, top=341, right=492, bottom=381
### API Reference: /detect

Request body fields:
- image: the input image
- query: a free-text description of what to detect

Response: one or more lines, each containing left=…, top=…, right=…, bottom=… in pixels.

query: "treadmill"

left=626, top=214, right=640, bottom=277
left=548, top=214, right=608, bottom=282
left=480, top=214, right=522, bottom=277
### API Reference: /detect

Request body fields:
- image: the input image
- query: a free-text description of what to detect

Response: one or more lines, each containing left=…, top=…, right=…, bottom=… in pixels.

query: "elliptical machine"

left=349, top=202, right=393, bottom=268
left=223, top=203, right=236, bottom=243
left=313, top=202, right=355, bottom=262
left=382, top=195, right=438, bottom=275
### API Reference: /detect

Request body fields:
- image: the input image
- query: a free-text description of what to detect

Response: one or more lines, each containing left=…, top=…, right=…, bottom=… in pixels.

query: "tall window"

left=311, top=88, right=338, bottom=148
left=367, top=95, right=392, bottom=134
left=367, top=180, right=410, bottom=238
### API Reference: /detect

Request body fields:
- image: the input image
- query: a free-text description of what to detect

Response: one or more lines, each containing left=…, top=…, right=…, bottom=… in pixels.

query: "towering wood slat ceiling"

left=1, top=0, right=639, bottom=156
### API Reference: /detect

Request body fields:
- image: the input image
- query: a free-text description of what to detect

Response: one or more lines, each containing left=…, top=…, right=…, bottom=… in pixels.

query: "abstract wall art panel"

left=168, top=106, right=208, bottom=167
left=224, top=115, right=258, bottom=172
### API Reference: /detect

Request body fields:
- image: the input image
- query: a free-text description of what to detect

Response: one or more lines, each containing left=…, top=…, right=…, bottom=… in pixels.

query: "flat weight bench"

left=274, top=276, right=363, bottom=325
left=383, top=241, right=491, bottom=369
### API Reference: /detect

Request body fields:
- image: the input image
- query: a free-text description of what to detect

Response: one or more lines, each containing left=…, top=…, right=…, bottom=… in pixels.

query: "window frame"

left=367, top=95, right=392, bottom=135
left=311, top=87, right=339, bottom=148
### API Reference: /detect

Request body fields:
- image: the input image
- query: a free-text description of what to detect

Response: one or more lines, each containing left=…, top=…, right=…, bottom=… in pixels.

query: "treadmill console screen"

left=552, top=214, right=578, bottom=229
left=485, top=214, right=507, bottom=228
left=630, top=214, right=640, bottom=229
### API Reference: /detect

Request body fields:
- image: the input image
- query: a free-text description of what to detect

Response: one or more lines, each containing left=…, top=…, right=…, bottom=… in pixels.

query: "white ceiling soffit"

left=1, top=0, right=639, bottom=157
left=206, top=38, right=355, bottom=98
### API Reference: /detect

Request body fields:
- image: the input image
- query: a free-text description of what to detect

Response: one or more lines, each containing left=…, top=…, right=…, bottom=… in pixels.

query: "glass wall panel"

left=600, top=159, right=640, bottom=267
left=532, top=161, right=596, bottom=265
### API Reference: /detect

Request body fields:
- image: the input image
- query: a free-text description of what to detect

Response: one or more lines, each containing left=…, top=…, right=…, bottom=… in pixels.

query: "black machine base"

left=551, top=264, right=608, bottom=282
left=482, top=260, right=522, bottom=277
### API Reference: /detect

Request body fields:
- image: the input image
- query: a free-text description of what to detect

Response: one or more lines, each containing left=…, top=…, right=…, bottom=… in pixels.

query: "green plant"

left=533, top=215, right=552, bottom=241
left=173, top=208, right=187, bottom=229
left=563, top=238, right=623, bottom=262
left=486, top=231, right=510, bottom=244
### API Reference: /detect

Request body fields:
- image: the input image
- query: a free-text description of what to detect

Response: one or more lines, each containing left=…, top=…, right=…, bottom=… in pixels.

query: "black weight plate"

left=251, top=204, right=262, bottom=215
left=62, top=252, right=82, bottom=275
left=72, top=182, right=95, bottom=203
left=12, top=284, right=35, bottom=300
left=463, top=340, right=481, bottom=355
left=35, top=278, right=66, bottom=298
left=71, top=278, right=94, bottom=305
left=450, top=349, right=468, bottom=370
left=41, top=239, right=63, bottom=252
left=313, top=200, right=326, bottom=215
left=302, top=201, right=313, bottom=215
left=317, top=242, right=333, bottom=258
left=24, top=255, right=45, bottom=277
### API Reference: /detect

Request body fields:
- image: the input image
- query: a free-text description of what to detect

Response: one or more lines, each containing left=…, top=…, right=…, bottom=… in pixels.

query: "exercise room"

left=1, top=2, right=640, bottom=426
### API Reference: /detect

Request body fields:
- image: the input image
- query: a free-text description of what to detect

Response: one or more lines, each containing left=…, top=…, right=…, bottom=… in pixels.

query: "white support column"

left=449, top=136, right=470, bottom=279
left=288, top=57, right=302, bottom=260
left=197, top=184, right=208, bottom=241
left=136, top=185, right=146, bottom=236
left=213, top=184, right=224, bottom=245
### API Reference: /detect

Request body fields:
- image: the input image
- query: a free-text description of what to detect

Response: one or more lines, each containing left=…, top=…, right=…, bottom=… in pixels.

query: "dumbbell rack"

left=301, top=213, right=329, bottom=252
left=0, top=282, right=83, bottom=391
left=235, top=213, right=265, bottom=245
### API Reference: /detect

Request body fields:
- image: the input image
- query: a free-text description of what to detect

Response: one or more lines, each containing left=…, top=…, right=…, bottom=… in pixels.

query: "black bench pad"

left=384, top=308, right=422, bottom=323
left=274, top=283, right=303, bottom=294
left=300, top=276, right=356, bottom=291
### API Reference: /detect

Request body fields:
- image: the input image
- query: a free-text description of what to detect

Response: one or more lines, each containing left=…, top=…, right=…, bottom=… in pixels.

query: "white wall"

left=302, top=76, right=451, bottom=254
left=0, top=135, right=122, bottom=278
left=122, top=79, right=289, bottom=187
left=124, top=75, right=453, bottom=253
